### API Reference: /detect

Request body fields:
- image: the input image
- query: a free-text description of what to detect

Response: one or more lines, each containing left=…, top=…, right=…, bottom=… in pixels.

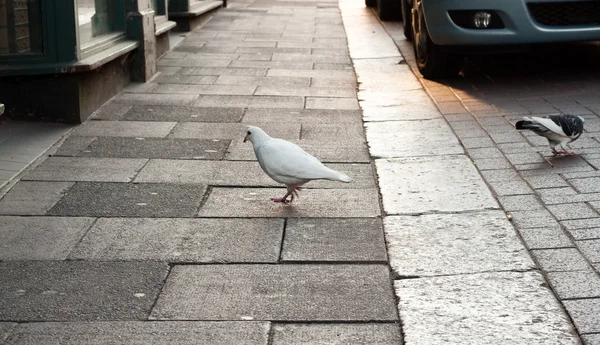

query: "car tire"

left=376, top=0, right=401, bottom=21
left=365, top=0, right=376, bottom=8
left=411, top=0, right=463, bottom=79
left=401, top=0, right=413, bottom=41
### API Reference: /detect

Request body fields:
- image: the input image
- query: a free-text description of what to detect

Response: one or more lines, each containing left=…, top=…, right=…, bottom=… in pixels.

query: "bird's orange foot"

left=271, top=197, right=290, bottom=203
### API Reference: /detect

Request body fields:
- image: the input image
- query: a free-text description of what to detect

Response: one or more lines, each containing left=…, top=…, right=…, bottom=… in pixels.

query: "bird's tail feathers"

left=333, top=171, right=352, bottom=183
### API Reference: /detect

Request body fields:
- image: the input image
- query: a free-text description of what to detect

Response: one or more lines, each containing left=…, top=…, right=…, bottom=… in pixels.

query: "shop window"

left=0, top=0, right=43, bottom=56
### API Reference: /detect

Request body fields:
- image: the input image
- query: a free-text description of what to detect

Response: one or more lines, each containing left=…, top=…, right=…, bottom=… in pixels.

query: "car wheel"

left=401, top=0, right=413, bottom=40
left=376, top=0, right=401, bottom=21
left=411, top=0, right=463, bottom=79
left=365, top=0, right=376, bottom=8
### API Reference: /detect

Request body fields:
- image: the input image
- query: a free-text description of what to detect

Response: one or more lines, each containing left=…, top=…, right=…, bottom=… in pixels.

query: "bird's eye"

left=247, top=131, right=251, bottom=135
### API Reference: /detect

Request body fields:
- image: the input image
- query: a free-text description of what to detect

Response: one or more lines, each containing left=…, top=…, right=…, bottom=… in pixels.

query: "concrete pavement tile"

left=79, top=138, right=229, bottom=160
left=509, top=209, right=559, bottom=229
left=70, top=218, right=283, bottom=263
left=150, top=264, right=397, bottom=321
left=242, top=108, right=362, bottom=124
left=578, top=239, right=600, bottom=262
left=582, top=334, right=600, bottom=345
left=306, top=97, right=359, bottom=110
left=353, top=58, right=421, bottom=91
left=226, top=140, right=370, bottom=163
left=568, top=228, right=600, bottom=240
left=385, top=211, right=534, bottom=277
left=313, top=63, right=353, bottom=70
left=0, top=323, right=16, bottom=343
left=365, top=120, right=463, bottom=158
left=310, top=78, right=357, bottom=88
left=123, top=82, right=159, bottom=93
left=459, top=136, right=496, bottom=148
left=562, top=218, right=600, bottom=230
left=134, top=160, right=373, bottom=189
left=563, top=299, right=600, bottom=334
left=72, top=121, right=176, bottom=137
left=466, top=147, right=504, bottom=159
left=157, top=58, right=233, bottom=67
left=90, top=103, right=132, bottom=120
left=498, top=194, right=544, bottom=211
left=214, top=75, right=311, bottom=86
left=301, top=123, right=365, bottom=143
left=197, top=188, right=381, bottom=218
left=517, top=226, right=574, bottom=249
left=172, top=123, right=301, bottom=140
left=547, top=270, right=600, bottom=299
left=0, top=181, right=73, bottom=215
left=0, top=216, right=94, bottom=260
left=255, top=86, right=355, bottom=98
left=122, top=106, right=244, bottom=122
left=376, top=156, right=498, bottom=214
left=531, top=248, right=590, bottom=272
left=0, top=261, right=167, bottom=321
left=270, top=323, right=402, bottom=345
left=236, top=47, right=311, bottom=54
left=547, top=203, right=599, bottom=221
left=267, top=69, right=355, bottom=79
left=193, top=95, right=305, bottom=109
left=48, top=182, right=206, bottom=218
left=472, top=157, right=513, bottom=170
left=153, top=74, right=218, bottom=84
left=570, top=177, right=600, bottom=193
left=361, top=104, right=442, bottom=122
left=22, top=157, right=147, bottom=182
left=271, top=53, right=350, bottom=63
left=487, top=179, right=534, bottom=196
left=152, top=84, right=258, bottom=96
left=53, top=137, right=96, bottom=156
left=228, top=60, right=314, bottom=69
left=281, top=218, right=387, bottom=262
left=115, top=93, right=198, bottom=106
left=180, top=67, right=267, bottom=76
left=395, top=271, right=579, bottom=345
left=520, top=170, right=569, bottom=189
left=3, top=322, right=269, bottom=345
left=505, top=152, right=546, bottom=165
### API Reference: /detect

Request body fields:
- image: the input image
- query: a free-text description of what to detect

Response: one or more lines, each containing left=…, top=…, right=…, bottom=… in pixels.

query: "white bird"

left=243, top=126, right=352, bottom=203
left=515, top=114, right=585, bottom=156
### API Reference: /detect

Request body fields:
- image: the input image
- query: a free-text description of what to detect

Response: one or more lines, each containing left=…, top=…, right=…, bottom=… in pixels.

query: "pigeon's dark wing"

left=547, top=114, right=584, bottom=138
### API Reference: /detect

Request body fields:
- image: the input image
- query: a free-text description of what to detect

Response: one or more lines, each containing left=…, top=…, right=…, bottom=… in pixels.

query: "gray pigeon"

left=244, top=126, right=352, bottom=203
left=515, top=114, right=585, bottom=155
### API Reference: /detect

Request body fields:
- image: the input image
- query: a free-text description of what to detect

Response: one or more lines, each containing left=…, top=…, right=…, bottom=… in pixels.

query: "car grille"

left=528, top=1, right=600, bottom=26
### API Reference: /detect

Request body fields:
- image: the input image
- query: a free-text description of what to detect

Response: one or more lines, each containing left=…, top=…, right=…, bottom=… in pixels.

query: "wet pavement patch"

left=47, top=182, right=206, bottom=217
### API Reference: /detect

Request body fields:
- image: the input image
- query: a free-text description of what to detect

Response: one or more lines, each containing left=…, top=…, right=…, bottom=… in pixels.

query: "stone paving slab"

left=171, top=123, right=301, bottom=140
left=53, top=137, right=97, bottom=157
left=197, top=188, right=381, bottom=218
left=376, top=156, right=498, bottom=214
left=150, top=264, right=397, bottom=321
left=71, top=121, right=177, bottom=138
left=226, top=139, right=370, bottom=163
left=70, top=218, right=283, bottom=263
left=267, top=69, right=355, bottom=79
left=22, top=157, right=147, bottom=183
left=193, top=95, right=305, bottom=109
left=152, top=84, right=258, bottom=96
left=547, top=270, right=600, bottom=299
left=578, top=239, right=600, bottom=262
left=0, top=261, right=168, bottom=321
left=365, top=120, right=463, bottom=158
left=563, top=299, right=600, bottom=334
left=0, top=181, right=73, bottom=215
left=121, top=106, right=244, bottom=122
left=582, top=334, right=600, bottom=345
left=3, top=322, right=270, bottom=345
left=116, top=93, right=198, bottom=106
left=281, top=218, right=387, bottom=262
left=134, top=160, right=374, bottom=189
left=385, top=211, right=534, bottom=277
left=300, top=123, right=365, bottom=143
left=270, top=323, right=402, bottom=345
left=0, top=216, right=94, bottom=260
left=531, top=248, right=591, bottom=272
left=305, top=97, right=359, bottom=110
left=153, top=74, right=218, bottom=85
left=180, top=67, right=268, bottom=77
left=242, top=108, right=363, bottom=124
left=214, top=75, right=311, bottom=87
left=91, top=103, right=132, bottom=120
left=517, top=226, right=574, bottom=250
left=47, top=182, right=206, bottom=218
left=0, top=323, right=16, bottom=343
left=255, top=86, right=355, bottom=98
left=395, top=271, right=580, bottom=345
left=77, top=138, right=229, bottom=160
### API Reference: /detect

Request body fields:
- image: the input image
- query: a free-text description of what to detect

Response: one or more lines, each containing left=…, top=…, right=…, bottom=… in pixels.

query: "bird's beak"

left=243, top=137, right=247, bottom=143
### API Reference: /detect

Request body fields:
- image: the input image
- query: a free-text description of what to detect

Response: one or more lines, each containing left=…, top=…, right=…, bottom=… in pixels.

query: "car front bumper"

left=422, top=0, right=600, bottom=46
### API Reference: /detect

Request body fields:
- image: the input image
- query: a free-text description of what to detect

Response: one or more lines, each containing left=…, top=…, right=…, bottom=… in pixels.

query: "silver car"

left=397, top=0, right=600, bottom=79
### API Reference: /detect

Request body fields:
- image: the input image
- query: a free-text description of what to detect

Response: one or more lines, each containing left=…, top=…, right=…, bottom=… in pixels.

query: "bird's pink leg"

left=270, top=184, right=303, bottom=203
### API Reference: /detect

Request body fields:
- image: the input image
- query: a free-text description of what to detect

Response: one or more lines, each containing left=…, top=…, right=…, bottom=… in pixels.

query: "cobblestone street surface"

left=0, top=0, right=598, bottom=343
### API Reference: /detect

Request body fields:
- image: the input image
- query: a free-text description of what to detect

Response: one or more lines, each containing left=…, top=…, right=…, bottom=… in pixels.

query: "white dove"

left=243, top=126, right=352, bottom=203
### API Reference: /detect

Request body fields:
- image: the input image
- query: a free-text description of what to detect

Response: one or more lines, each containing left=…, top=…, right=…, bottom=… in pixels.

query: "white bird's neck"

left=251, top=130, right=271, bottom=150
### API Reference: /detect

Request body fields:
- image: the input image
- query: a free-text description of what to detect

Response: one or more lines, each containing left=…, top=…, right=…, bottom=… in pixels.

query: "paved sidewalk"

left=0, top=0, right=399, bottom=344
left=0, top=0, right=591, bottom=344
left=380, top=18, right=600, bottom=345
